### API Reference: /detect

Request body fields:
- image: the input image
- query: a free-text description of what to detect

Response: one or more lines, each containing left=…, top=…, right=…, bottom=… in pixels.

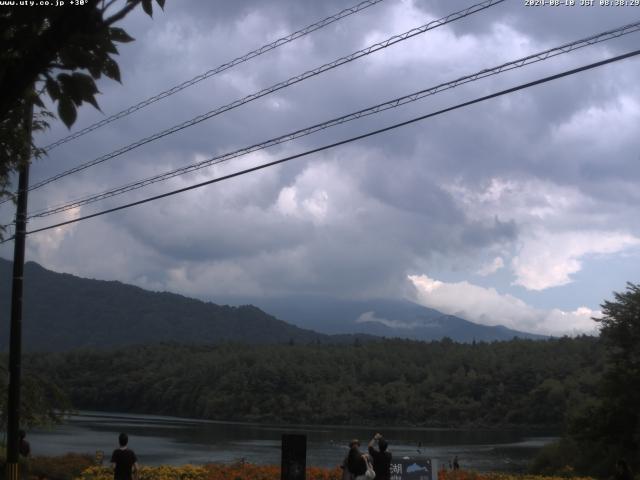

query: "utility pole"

left=5, top=97, right=33, bottom=480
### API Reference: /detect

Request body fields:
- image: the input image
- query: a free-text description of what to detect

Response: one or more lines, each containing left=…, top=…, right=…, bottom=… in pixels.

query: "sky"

left=2, top=0, right=640, bottom=336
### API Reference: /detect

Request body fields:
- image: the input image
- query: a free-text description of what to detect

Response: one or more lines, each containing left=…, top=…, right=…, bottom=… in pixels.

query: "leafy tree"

left=551, top=283, right=640, bottom=477
left=590, top=283, right=639, bottom=470
left=0, top=0, right=165, bottom=204
left=0, top=358, right=71, bottom=430
left=0, top=0, right=165, bottom=423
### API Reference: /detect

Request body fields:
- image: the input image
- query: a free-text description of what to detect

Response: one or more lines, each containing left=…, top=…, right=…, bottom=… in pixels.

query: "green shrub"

left=529, top=439, right=580, bottom=477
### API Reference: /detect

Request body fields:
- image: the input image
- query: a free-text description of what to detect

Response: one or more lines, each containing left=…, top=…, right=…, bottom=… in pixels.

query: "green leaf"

left=58, top=97, right=77, bottom=129
left=71, top=73, right=101, bottom=111
left=71, top=72, right=99, bottom=96
left=155, top=0, right=165, bottom=9
left=102, top=39, right=119, bottom=55
left=87, top=62, right=102, bottom=79
left=84, top=94, right=100, bottom=111
left=58, top=73, right=82, bottom=106
left=58, top=47, right=78, bottom=69
left=45, top=77, right=61, bottom=101
left=32, top=95, right=45, bottom=109
left=109, top=27, right=135, bottom=44
left=141, top=0, right=153, bottom=17
left=57, top=73, right=73, bottom=93
left=59, top=45, right=94, bottom=68
left=102, top=57, right=121, bottom=83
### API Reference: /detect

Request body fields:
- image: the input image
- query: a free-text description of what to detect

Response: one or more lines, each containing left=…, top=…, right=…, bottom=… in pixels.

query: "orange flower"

left=437, top=470, right=595, bottom=480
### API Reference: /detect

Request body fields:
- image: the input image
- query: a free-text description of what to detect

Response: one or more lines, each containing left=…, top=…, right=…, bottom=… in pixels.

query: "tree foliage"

left=0, top=357, right=71, bottom=430
left=0, top=0, right=165, bottom=203
left=25, top=336, right=603, bottom=428
left=564, top=283, right=640, bottom=476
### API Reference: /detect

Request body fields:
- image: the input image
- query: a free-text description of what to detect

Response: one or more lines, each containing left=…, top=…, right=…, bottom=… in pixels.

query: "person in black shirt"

left=110, top=433, right=138, bottom=480
left=18, top=430, right=30, bottom=458
left=614, top=460, right=633, bottom=480
left=368, top=433, right=392, bottom=480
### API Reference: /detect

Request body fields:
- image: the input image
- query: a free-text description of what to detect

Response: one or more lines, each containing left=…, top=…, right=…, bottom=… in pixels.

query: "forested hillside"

left=0, top=259, right=542, bottom=350
left=0, top=260, right=362, bottom=351
left=26, top=336, right=603, bottom=427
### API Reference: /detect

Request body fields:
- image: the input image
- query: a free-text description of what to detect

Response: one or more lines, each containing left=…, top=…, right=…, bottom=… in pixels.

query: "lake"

left=29, top=412, right=556, bottom=473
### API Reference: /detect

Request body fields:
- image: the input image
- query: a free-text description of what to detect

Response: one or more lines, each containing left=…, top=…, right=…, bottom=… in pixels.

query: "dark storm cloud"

left=2, top=0, right=637, bottom=309
left=415, top=0, right=639, bottom=48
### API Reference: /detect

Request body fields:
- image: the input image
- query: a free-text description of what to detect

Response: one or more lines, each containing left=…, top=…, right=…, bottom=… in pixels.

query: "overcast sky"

left=2, top=0, right=640, bottom=335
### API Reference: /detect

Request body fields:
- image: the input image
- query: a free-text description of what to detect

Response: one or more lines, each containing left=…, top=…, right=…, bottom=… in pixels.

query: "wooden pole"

left=5, top=97, right=33, bottom=480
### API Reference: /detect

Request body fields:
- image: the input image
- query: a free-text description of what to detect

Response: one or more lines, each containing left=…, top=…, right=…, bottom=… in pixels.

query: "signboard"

left=281, top=434, right=306, bottom=480
left=390, top=457, right=432, bottom=480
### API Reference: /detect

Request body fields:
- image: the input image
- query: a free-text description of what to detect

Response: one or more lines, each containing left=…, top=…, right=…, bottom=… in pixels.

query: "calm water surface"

left=30, top=412, right=557, bottom=472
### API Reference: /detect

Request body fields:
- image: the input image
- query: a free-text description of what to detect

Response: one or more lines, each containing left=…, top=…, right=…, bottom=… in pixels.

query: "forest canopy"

left=21, top=336, right=603, bottom=428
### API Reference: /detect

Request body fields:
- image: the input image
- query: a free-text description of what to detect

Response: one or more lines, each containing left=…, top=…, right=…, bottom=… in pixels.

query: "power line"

left=11, top=47, right=639, bottom=241
left=25, top=0, right=504, bottom=194
left=42, top=0, right=387, bottom=152
left=27, top=20, right=640, bottom=220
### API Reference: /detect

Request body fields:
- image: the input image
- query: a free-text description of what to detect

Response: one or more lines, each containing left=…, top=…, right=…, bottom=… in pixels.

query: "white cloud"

left=276, top=186, right=329, bottom=223
left=408, top=273, right=600, bottom=335
left=446, top=177, right=640, bottom=290
left=476, top=256, right=504, bottom=276
left=356, top=311, right=418, bottom=329
left=26, top=207, right=82, bottom=266
left=512, top=230, right=640, bottom=290
left=446, top=177, right=591, bottom=226
left=361, top=1, right=531, bottom=75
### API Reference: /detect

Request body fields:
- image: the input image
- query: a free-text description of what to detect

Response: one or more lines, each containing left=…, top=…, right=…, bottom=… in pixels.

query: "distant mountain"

left=0, top=259, right=367, bottom=352
left=215, top=295, right=546, bottom=342
left=0, top=258, right=544, bottom=352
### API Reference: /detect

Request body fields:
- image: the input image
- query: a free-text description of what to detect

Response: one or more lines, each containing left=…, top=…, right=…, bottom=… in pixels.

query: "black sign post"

left=281, top=434, right=306, bottom=480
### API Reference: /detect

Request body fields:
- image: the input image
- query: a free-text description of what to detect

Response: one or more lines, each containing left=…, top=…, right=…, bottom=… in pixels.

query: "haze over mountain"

left=217, top=295, right=546, bottom=342
left=0, top=258, right=543, bottom=352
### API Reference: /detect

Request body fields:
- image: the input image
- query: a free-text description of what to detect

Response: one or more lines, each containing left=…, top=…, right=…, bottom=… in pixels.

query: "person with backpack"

left=340, top=439, right=370, bottom=480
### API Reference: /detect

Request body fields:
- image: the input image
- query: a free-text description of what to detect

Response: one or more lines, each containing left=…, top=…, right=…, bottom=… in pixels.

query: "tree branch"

left=101, top=0, right=120, bottom=13
left=105, top=0, right=141, bottom=26
left=48, top=63, right=76, bottom=70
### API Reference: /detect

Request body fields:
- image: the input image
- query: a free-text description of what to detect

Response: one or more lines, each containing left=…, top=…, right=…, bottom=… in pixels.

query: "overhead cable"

left=9, top=47, right=638, bottom=241
left=42, top=0, right=388, bottom=152
left=25, top=0, right=505, bottom=194
left=27, top=20, right=640, bottom=219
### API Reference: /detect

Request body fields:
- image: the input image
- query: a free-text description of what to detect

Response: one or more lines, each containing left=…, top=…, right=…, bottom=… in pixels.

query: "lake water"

left=29, top=412, right=556, bottom=473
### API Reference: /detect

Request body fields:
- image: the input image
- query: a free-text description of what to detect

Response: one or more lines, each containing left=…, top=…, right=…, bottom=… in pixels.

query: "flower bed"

left=437, top=470, right=595, bottom=480
left=74, top=463, right=343, bottom=480
left=4, top=461, right=595, bottom=480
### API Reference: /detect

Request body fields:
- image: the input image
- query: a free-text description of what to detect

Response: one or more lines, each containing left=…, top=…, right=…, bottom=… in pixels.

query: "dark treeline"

left=25, top=336, right=603, bottom=427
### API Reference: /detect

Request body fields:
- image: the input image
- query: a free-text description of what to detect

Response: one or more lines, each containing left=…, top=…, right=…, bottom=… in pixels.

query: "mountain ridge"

left=0, top=258, right=544, bottom=352
left=0, top=259, right=361, bottom=351
left=214, top=294, right=546, bottom=341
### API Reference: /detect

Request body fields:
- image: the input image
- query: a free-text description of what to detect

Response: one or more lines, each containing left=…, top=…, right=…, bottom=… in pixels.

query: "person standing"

left=110, top=433, right=138, bottom=480
left=368, top=433, right=391, bottom=480
left=18, top=430, right=30, bottom=458
left=613, top=460, right=633, bottom=480
left=18, top=430, right=30, bottom=480
left=343, top=439, right=367, bottom=480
